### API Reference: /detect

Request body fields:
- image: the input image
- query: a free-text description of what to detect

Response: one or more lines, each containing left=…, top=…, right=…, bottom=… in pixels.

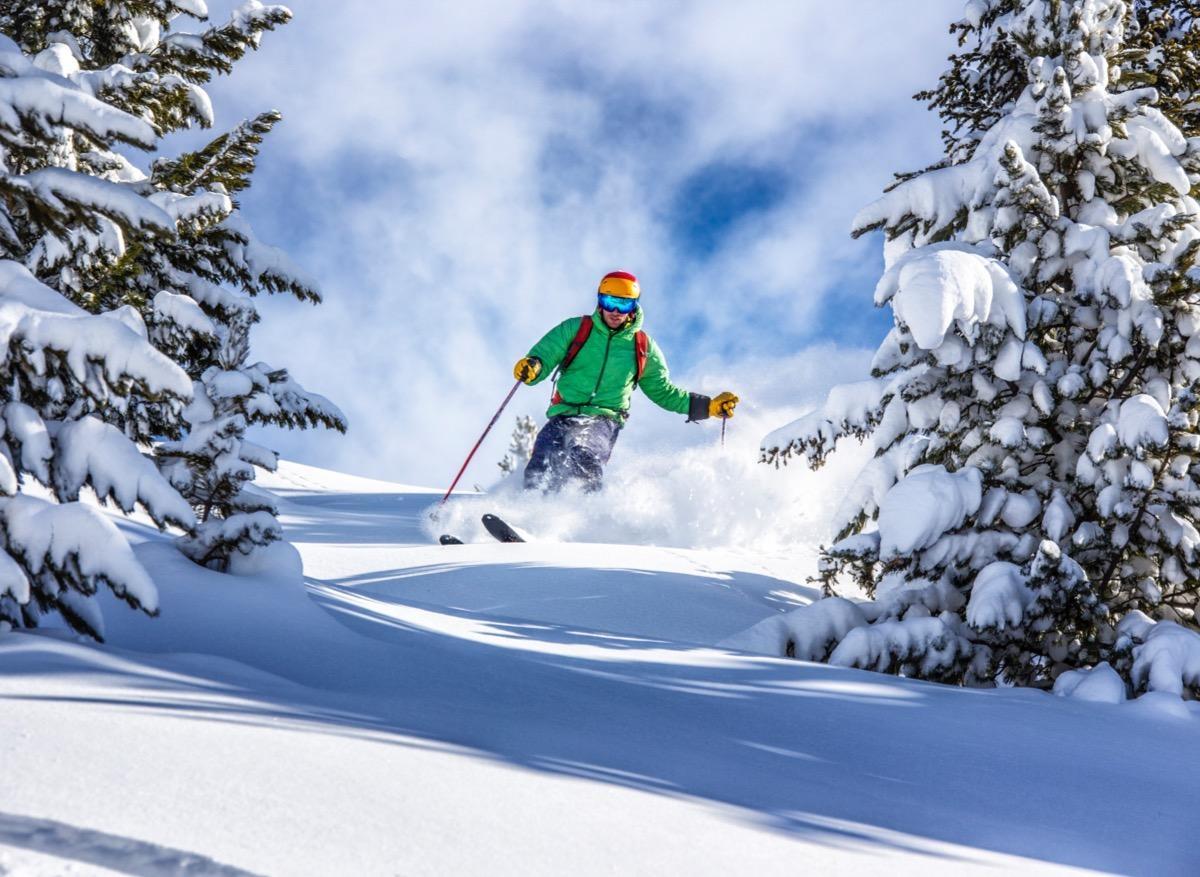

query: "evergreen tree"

left=0, top=34, right=196, bottom=639
left=0, top=1, right=344, bottom=632
left=759, top=0, right=1200, bottom=699
left=499, top=415, right=538, bottom=476
left=0, top=4, right=348, bottom=571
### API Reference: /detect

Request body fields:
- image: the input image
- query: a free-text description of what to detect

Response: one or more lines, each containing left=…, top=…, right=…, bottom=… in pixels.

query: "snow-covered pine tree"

left=758, top=0, right=1200, bottom=698
left=1, top=4, right=348, bottom=571
left=135, top=58, right=347, bottom=572
left=0, top=35, right=197, bottom=639
left=499, top=415, right=538, bottom=476
left=156, top=312, right=344, bottom=570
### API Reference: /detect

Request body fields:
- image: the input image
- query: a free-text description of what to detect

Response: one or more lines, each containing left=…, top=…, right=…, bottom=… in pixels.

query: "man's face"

left=601, top=306, right=632, bottom=329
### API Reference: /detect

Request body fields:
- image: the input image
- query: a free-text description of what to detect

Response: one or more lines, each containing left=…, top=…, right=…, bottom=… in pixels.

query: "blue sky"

left=177, top=0, right=963, bottom=484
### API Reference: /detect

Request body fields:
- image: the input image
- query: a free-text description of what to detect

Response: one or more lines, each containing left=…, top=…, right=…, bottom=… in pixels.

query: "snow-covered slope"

left=1, top=460, right=1196, bottom=875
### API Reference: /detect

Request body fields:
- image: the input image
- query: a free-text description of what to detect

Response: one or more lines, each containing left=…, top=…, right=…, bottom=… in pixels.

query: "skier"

left=512, top=270, right=738, bottom=492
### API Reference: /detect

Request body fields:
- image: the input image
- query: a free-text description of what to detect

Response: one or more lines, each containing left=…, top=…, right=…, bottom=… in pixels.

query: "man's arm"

left=523, top=317, right=584, bottom=386
left=639, top=337, right=711, bottom=421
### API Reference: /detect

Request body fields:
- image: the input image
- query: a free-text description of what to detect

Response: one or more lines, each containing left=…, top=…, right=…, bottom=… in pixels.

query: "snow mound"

left=1053, top=663, right=1127, bottom=704
left=226, top=539, right=303, bottom=579
left=1129, top=620, right=1200, bottom=698
left=259, top=458, right=438, bottom=495
left=720, top=597, right=867, bottom=659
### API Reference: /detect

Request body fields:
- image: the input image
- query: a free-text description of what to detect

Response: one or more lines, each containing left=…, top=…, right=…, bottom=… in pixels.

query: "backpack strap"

left=633, top=330, right=649, bottom=388
left=560, top=316, right=593, bottom=374
left=550, top=316, right=594, bottom=405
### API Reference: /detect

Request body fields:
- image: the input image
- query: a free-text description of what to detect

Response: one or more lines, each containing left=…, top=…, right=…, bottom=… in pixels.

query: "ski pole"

left=721, top=414, right=728, bottom=447
left=440, top=379, right=522, bottom=506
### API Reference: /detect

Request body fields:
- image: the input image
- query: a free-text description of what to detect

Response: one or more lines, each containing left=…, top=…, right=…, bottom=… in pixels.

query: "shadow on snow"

left=6, top=571, right=1189, bottom=876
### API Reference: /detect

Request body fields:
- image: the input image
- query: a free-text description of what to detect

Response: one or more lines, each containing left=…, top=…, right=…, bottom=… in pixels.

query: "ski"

left=482, top=513, right=525, bottom=543
left=439, top=534, right=464, bottom=545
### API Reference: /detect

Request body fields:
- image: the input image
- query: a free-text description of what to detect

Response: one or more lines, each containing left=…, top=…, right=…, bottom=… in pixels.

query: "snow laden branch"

left=0, top=37, right=157, bottom=148
left=0, top=261, right=192, bottom=404
left=762, top=244, right=1033, bottom=467
left=0, top=494, right=160, bottom=640
left=755, top=0, right=1200, bottom=700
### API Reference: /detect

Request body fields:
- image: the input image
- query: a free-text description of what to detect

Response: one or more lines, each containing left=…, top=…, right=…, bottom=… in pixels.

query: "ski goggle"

left=598, top=293, right=638, bottom=314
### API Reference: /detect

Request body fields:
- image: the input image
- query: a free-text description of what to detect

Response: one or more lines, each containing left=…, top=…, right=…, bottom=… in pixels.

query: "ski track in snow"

left=1, top=460, right=1196, bottom=875
left=0, top=812, right=259, bottom=877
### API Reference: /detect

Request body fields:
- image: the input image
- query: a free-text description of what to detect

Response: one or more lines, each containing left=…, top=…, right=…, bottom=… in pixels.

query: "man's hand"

left=513, top=356, right=542, bottom=384
left=708, top=391, right=738, bottom=419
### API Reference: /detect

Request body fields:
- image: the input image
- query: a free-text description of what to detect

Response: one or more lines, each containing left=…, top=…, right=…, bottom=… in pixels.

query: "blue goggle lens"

left=598, top=293, right=638, bottom=314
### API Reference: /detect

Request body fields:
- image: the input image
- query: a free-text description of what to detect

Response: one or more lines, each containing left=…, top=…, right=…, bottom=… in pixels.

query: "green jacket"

left=526, top=309, right=706, bottom=423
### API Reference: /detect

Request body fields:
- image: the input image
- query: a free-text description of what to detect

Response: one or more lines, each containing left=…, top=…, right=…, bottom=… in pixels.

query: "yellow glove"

left=709, top=391, right=738, bottom=419
left=513, top=356, right=542, bottom=384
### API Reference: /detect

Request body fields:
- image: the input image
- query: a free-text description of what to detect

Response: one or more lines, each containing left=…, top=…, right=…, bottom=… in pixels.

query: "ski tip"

left=481, top=513, right=525, bottom=543
left=439, top=534, right=464, bottom=545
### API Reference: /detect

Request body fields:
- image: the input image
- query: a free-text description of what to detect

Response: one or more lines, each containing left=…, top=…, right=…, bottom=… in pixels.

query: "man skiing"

left=513, top=270, right=738, bottom=492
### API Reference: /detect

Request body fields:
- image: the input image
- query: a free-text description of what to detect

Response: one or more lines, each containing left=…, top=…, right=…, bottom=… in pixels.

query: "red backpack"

left=550, top=316, right=648, bottom=405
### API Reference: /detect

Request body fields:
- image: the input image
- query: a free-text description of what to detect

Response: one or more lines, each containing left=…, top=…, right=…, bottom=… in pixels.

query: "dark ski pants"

left=524, top=415, right=622, bottom=493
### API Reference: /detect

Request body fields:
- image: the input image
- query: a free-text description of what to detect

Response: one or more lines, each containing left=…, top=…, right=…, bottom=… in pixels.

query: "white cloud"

left=190, top=0, right=962, bottom=485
